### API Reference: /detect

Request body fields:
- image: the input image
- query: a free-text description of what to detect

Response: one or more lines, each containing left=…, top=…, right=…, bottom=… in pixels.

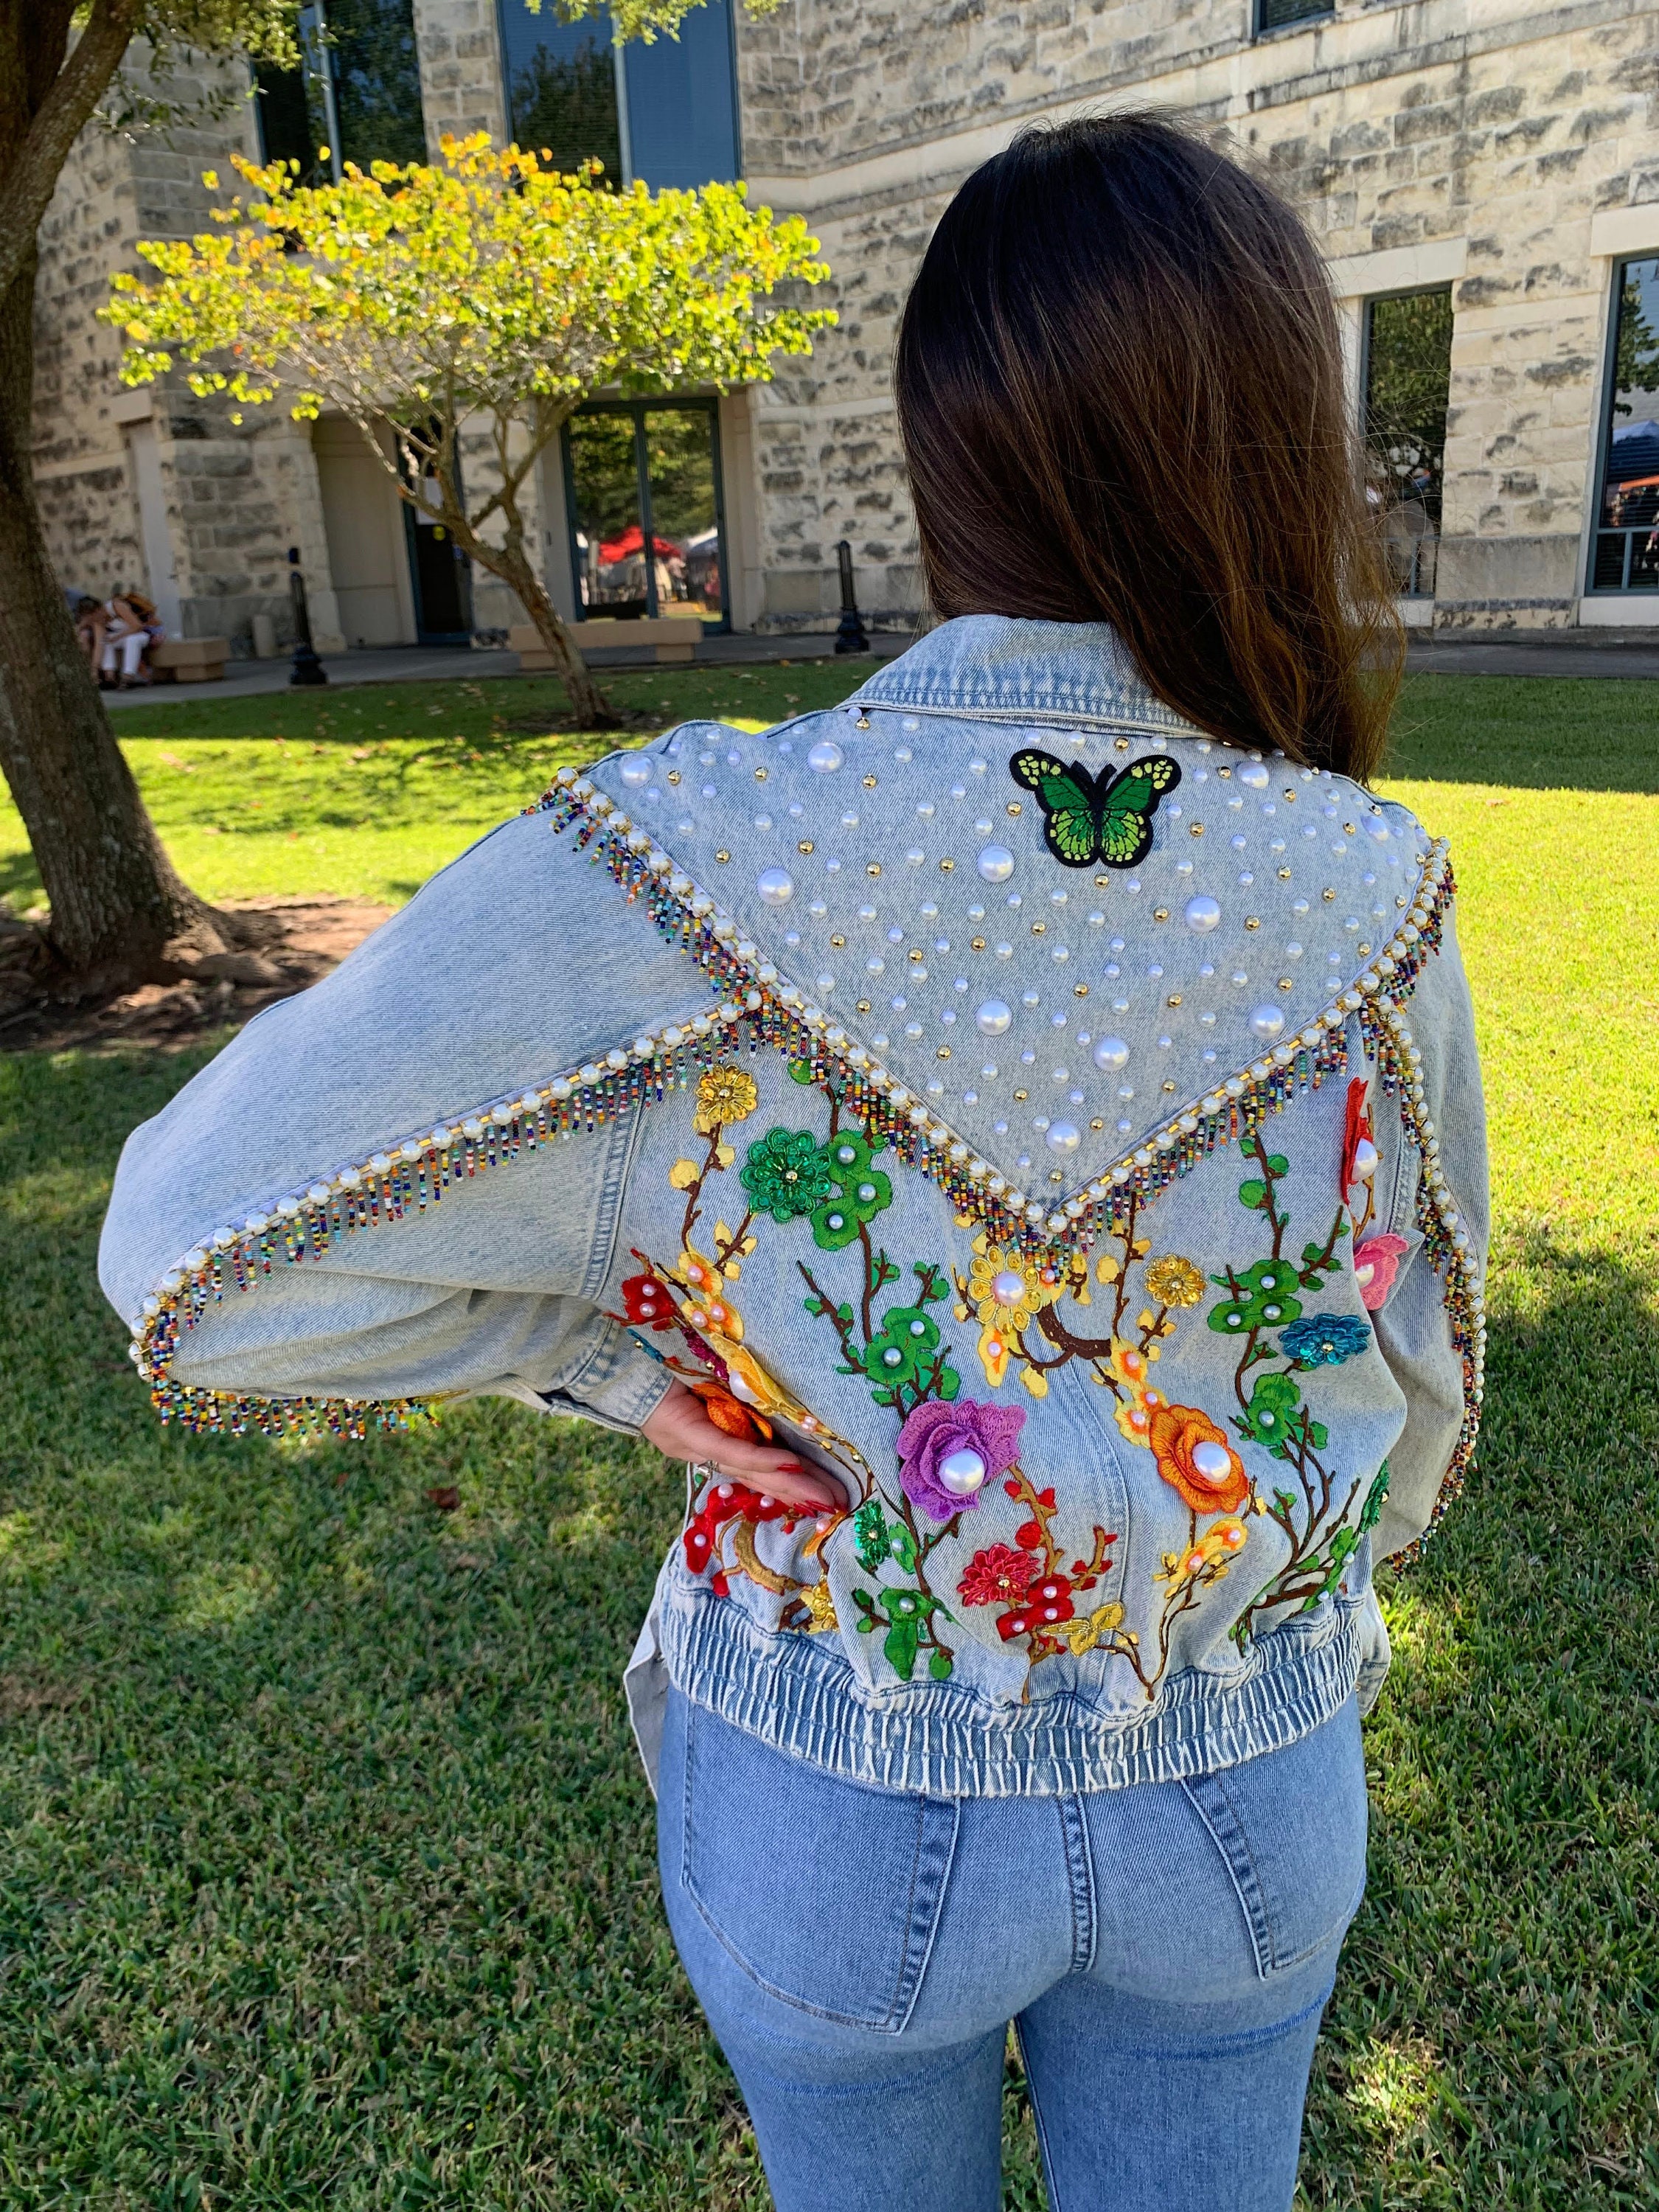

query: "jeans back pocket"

left=681, top=1700, right=960, bottom=2031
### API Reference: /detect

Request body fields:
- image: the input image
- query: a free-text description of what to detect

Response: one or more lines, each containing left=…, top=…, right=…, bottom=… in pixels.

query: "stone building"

left=32, top=0, right=1659, bottom=655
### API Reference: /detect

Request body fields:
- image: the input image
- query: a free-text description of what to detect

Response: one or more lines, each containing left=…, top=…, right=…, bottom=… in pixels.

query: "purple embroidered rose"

left=896, top=1399, right=1027, bottom=1523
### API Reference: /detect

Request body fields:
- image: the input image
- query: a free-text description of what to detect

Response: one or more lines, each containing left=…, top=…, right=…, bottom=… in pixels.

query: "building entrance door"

left=562, top=400, right=729, bottom=629
left=406, top=509, right=473, bottom=641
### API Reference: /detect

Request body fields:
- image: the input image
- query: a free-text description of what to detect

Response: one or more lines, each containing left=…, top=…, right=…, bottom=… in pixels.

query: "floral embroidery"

left=956, top=1543, right=1040, bottom=1607
left=1144, top=1254, right=1206, bottom=1309
left=619, top=1271, right=678, bottom=1330
left=896, top=1399, right=1026, bottom=1524
left=741, top=1127, right=837, bottom=1222
left=1353, top=1232, right=1410, bottom=1310
left=1281, top=1312, right=1372, bottom=1366
left=1147, top=1403, right=1250, bottom=1515
left=1340, top=1076, right=1380, bottom=1234
left=695, top=1064, right=759, bottom=1135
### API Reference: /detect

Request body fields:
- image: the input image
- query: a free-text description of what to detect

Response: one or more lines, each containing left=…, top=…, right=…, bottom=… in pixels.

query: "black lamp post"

left=288, top=545, right=328, bottom=686
left=834, top=538, right=869, bottom=655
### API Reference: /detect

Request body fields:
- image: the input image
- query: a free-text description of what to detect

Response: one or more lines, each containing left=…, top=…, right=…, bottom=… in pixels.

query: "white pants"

left=102, top=629, right=147, bottom=679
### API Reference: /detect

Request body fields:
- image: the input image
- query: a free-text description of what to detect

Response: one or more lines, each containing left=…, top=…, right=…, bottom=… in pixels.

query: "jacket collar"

left=849, top=616, right=1201, bottom=737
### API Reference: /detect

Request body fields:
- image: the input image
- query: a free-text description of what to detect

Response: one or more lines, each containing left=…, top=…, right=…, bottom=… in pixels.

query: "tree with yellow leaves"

left=105, top=136, right=833, bottom=726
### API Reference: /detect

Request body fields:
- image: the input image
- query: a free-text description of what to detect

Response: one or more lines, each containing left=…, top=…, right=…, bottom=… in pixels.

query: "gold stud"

left=1322, top=888, right=1335, bottom=902
left=971, top=936, right=987, bottom=951
left=867, top=863, right=881, bottom=877
left=1244, top=917, right=1259, bottom=930
left=1217, top=765, right=1233, bottom=779
left=715, top=849, right=730, bottom=863
left=1166, top=992, right=1182, bottom=1006
left=1091, top=1117, right=1105, bottom=1130
left=1163, top=1079, right=1176, bottom=1093
left=939, top=858, right=955, bottom=872
left=1189, top=823, right=1205, bottom=837
left=1152, top=907, right=1169, bottom=922
left=1279, top=977, right=1293, bottom=991
left=754, top=767, right=768, bottom=782
left=1007, top=801, right=1023, bottom=816
left=908, top=949, right=924, bottom=964
left=1050, top=1169, right=1065, bottom=1183
left=863, top=773, right=878, bottom=787
left=937, top=1046, right=951, bottom=1060
left=830, top=933, right=846, bottom=948
left=1344, top=821, right=1357, bottom=835
left=1278, top=866, right=1292, bottom=879
left=667, top=769, right=681, bottom=785
left=1032, top=922, right=1046, bottom=936
left=1013, top=1088, right=1029, bottom=1102
left=855, top=712, right=871, bottom=728
left=1074, top=983, right=1089, bottom=997
left=798, top=839, right=815, bottom=854
left=1094, top=873, right=1111, bottom=888
left=1358, top=942, right=1373, bottom=957
left=856, top=998, right=871, bottom=1012
left=1114, top=737, right=1130, bottom=751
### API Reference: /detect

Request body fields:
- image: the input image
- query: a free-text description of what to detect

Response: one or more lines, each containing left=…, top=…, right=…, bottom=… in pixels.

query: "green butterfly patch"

left=1009, top=748, right=1182, bottom=869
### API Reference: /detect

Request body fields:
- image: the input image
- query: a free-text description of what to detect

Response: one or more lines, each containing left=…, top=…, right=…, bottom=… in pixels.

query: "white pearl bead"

left=1191, top=1440, right=1233, bottom=1484
left=990, top=1267, right=1027, bottom=1304
left=1352, top=1136, right=1379, bottom=1180
left=938, top=1448, right=987, bottom=1497
left=976, top=844, right=1015, bottom=882
left=1250, top=1005, right=1285, bottom=1040
left=975, top=999, right=1012, bottom=1035
left=1046, top=1121, right=1081, bottom=1153
left=1184, top=894, right=1221, bottom=933
left=619, top=759, right=651, bottom=787
left=1238, top=761, right=1270, bottom=788
left=756, top=867, right=795, bottom=905
left=807, top=740, right=844, bottom=773
left=1093, top=1036, right=1130, bottom=1072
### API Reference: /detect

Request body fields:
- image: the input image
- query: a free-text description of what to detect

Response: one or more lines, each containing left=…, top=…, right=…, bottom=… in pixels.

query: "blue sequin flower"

left=1281, top=1312, right=1372, bottom=1367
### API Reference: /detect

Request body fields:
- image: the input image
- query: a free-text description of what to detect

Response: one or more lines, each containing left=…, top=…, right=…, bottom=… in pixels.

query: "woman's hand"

left=641, top=1380, right=847, bottom=1513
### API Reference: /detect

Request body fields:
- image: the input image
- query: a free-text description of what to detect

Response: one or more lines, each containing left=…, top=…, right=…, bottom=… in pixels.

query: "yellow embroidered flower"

left=967, top=1242, right=1065, bottom=1335
left=693, top=1064, right=759, bottom=1135
left=977, top=1322, right=1012, bottom=1388
left=1155, top=1517, right=1249, bottom=1588
left=1107, top=1337, right=1168, bottom=1447
left=1056, top=1601, right=1127, bottom=1656
left=797, top=1579, right=839, bottom=1633
left=1144, top=1253, right=1206, bottom=1309
left=675, top=1248, right=744, bottom=1341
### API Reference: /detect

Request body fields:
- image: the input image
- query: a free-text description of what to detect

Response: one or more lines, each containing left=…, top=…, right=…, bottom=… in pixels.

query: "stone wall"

left=734, top=0, right=1659, bottom=631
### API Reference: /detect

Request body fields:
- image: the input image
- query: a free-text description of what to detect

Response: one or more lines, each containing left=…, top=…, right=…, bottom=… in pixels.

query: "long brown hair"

left=894, top=113, right=1399, bottom=780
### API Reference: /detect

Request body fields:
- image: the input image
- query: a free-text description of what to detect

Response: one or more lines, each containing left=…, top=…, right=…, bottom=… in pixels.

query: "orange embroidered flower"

left=689, top=1382, right=773, bottom=1443
left=1147, top=1403, right=1249, bottom=1514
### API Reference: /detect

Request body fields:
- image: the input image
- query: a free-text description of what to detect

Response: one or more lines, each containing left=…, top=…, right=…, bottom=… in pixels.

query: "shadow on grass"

left=1, top=1047, right=1655, bottom=2208
left=1387, top=675, right=1659, bottom=795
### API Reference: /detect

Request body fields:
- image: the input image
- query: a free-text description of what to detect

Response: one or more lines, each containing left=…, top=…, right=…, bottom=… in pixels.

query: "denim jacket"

left=99, top=618, right=1488, bottom=1798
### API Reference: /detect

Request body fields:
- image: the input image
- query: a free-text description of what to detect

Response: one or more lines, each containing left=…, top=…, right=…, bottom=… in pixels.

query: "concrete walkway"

left=103, top=621, right=1659, bottom=711
left=105, top=628, right=911, bottom=709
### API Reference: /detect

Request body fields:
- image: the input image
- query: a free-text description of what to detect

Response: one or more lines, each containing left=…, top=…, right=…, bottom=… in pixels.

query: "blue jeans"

left=657, top=1687, right=1368, bottom=2211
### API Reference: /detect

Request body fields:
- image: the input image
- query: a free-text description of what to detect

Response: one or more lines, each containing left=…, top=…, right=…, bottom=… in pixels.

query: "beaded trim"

left=128, top=765, right=1476, bottom=1545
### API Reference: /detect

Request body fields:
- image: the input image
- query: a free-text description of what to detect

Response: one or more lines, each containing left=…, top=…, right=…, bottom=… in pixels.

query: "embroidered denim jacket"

left=99, top=618, right=1488, bottom=1798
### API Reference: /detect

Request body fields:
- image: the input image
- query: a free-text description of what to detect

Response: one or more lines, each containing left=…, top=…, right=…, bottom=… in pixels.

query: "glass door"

left=1591, top=257, right=1659, bottom=592
left=562, top=401, right=728, bottom=628
left=400, top=434, right=473, bottom=644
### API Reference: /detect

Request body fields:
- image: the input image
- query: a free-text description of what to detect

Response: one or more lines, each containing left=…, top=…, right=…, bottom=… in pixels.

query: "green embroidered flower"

left=810, top=1135, right=893, bottom=1250
left=740, top=1127, right=836, bottom=1222
left=852, top=1498, right=889, bottom=1573
left=1237, top=1371, right=1326, bottom=1460
left=1208, top=1259, right=1305, bottom=1337
left=863, top=1304, right=939, bottom=1385
left=1358, top=1460, right=1391, bottom=1532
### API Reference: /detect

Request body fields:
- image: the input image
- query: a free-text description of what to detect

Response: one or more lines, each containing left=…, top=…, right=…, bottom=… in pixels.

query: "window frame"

left=1253, top=0, right=1335, bottom=38
left=560, top=396, right=731, bottom=633
left=1586, top=251, right=1659, bottom=596
left=1357, top=280, right=1454, bottom=603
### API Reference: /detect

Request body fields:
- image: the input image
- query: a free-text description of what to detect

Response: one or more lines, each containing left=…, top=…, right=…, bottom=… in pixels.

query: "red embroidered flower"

left=957, top=1544, right=1040, bottom=1608
left=620, top=1271, right=678, bottom=1331
left=998, top=1575, right=1075, bottom=1641
left=1353, top=1233, right=1409, bottom=1310
left=1340, top=1079, right=1379, bottom=1201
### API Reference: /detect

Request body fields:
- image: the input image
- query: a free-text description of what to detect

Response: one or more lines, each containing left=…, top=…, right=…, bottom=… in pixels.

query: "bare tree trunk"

left=448, top=509, right=619, bottom=730
left=0, top=248, right=216, bottom=981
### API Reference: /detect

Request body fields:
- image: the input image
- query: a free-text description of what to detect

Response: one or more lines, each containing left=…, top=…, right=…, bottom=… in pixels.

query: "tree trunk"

left=457, top=522, right=619, bottom=731
left=0, top=248, right=215, bottom=981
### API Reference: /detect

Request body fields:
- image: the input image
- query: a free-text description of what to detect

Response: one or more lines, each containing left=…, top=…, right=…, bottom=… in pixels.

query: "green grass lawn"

left=0, top=664, right=1655, bottom=2207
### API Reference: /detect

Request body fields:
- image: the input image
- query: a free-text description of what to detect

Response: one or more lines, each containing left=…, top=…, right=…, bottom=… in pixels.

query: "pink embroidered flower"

left=957, top=1543, right=1040, bottom=1608
left=1353, top=1233, right=1409, bottom=1310
left=895, top=1399, right=1026, bottom=1523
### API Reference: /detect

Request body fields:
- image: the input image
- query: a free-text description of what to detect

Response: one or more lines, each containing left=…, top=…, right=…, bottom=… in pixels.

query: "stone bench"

left=149, top=636, right=229, bottom=684
left=509, top=614, right=701, bottom=669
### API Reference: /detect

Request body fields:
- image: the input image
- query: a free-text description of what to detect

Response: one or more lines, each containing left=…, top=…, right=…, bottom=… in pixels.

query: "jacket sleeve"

left=1365, top=895, right=1489, bottom=1563
left=97, top=802, right=712, bottom=1437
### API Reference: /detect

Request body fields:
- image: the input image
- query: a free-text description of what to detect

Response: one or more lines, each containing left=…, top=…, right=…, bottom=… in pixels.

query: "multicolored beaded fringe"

left=131, top=765, right=1477, bottom=1549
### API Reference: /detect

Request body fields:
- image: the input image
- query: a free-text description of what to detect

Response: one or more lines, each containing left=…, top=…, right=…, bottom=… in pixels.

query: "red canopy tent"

left=597, top=523, right=683, bottom=564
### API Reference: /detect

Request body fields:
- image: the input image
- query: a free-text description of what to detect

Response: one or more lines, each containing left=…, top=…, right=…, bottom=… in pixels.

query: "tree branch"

left=0, top=0, right=144, bottom=304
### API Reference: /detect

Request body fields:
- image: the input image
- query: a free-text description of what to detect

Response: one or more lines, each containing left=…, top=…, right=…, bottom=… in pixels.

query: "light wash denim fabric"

left=658, top=1683, right=1368, bottom=2212
left=99, top=617, right=1486, bottom=1802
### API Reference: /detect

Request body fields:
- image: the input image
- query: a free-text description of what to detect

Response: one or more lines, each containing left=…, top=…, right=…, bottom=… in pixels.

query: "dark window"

left=497, top=0, right=739, bottom=187
left=1363, top=287, right=1453, bottom=599
left=1590, top=255, right=1659, bottom=593
left=563, top=401, right=728, bottom=628
left=255, top=0, right=426, bottom=181
left=499, top=7, right=622, bottom=178
left=1256, top=0, right=1333, bottom=30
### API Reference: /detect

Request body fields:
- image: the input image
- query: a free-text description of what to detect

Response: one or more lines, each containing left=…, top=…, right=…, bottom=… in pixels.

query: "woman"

left=100, top=115, right=1486, bottom=2211
left=99, top=588, right=163, bottom=686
